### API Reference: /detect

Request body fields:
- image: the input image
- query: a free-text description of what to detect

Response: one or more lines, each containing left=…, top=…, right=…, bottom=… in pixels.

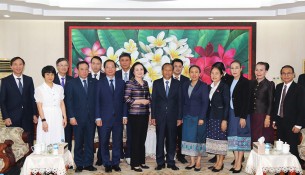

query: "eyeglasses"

left=281, top=72, right=293, bottom=76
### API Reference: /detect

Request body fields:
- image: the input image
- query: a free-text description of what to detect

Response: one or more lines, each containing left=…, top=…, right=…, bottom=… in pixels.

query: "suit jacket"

left=208, top=81, right=230, bottom=121
left=230, top=76, right=250, bottom=119
left=298, top=74, right=305, bottom=87
left=151, top=78, right=182, bottom=122
left=182, top=80, right=209, bottom=120
left=88, top=72, right=106, bottom=80
left=95, top=77, right=127, bottom=125
left=115, top=70, right=134, bottom=81
left=65, top=77, right=97, bottom=123
left=272, top=81, right=305, bottom=127
left=0, top=74, right=37, bottom=124
left=53, top=73, right=73, bottom=86
left=222, top=73, right=233, bottom=86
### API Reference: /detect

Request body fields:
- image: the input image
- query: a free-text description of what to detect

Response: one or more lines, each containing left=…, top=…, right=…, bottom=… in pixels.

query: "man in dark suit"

left=298, top=73, right=305, bottom=87
left=53, top=58, right=73, bottom=151
left=273, top=65, right=305, bottom=163
left=151, top=63, right=182, bottom=171
left=172, top=59, right=188, bottom=164
left=89, top=56, right=106, bottom=80
left=115, top=52, right=133, bottom=165
left=0, top=57, right=37, bottom=146
left=65, top=61, right=97, bottom=173
left=96, top=60, right=127, bottom=173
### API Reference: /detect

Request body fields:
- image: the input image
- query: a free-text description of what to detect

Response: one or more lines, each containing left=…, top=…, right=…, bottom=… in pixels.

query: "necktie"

left=61, top=77, right=65, bottom=87
left=124, top=73, right=128, bottom=82
left=83, top=80, right=88, bottom=94
left=110, top=79, right=115, bottom=95
left=174, top=76, right=178, bottom=80
left=279, top=85, right=287, bottom=118
left=17, top=78, right=23, bottom=94
left=165, top=80, right=169, bottom=97
left=94, top=74, right=97, bottom=79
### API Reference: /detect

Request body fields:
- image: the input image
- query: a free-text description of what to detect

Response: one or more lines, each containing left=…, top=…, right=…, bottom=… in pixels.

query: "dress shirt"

left=173, top=74, right=181, bottom=81
left=106, top=76, right=115, bottom=90
left=122, top=70, right=130, bottom=81
left=91, top=71, right=101, bottom=80
left=163, top=78, right=172, bottom=89
left=58, top=74, right=66, bottom=84
left=209, top=81, right=220, bottom=100
left=13, top=73, right=23, bottom=87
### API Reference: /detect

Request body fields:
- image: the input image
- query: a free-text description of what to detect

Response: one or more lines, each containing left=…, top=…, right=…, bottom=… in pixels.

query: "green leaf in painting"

left=79, top=29, right=98, bottom=46
left=224, top=30, right=247, bottom=49
left=168, top=30, right=184, bottom=40
left=72, top=29, right=92, bottom=58
left=123, top=30, right=138, bottom=43
left=227, top=32, right=249, bottom=70
left=138, top=30, right=154, bottom=45
left=107, top=30, right=128, bottom=51
left=198, top=30, right=230, bottom=51
left=182, top=30, right=199, bottom=52
left=97, top=30, right=111, bottom=49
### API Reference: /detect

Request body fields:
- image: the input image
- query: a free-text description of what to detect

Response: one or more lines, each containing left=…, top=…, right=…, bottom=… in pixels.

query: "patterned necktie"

left=61, top=77, right=65, bottom=87
left=165, top=80, right=169, bottom=97
left=94, top=74, right=97, bottom=79
left=279, top=85, right=287, bottom=118
left=110, top=79, right=115, bottom=95
left=83, top=80, right=88, bottom=94
left=124, top=73, right=128, bottom=82
left=17, top=78, right=23, bottom=94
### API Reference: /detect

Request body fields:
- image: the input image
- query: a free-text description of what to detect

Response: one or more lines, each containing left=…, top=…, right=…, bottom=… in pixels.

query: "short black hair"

left=130, top=62, right=148, bottom=76
left=172, top=59, right=183, bottom=66
left=256, top=62, right=270, bottom=71
left=280, top=65, right=294, bottom=74
left=162, top=63, right=173, bottom=70
left=41, top=65, right=56, bottom=78
left=56, top=58, right=68, bottom=65
left=91, top=56, right=102, bottom=63
left=103, top=59, right=117, bottom=68
left=10, top=57, right=25, bottom=66
left=189, top=65, right=201, bottom=73
left=211, top=65, right=224, bottom=75
left=212, top=62, right=225, bottom=71
left=119, top=52, right=131, bottom=60
left=76, top=61, right=89, bottom=69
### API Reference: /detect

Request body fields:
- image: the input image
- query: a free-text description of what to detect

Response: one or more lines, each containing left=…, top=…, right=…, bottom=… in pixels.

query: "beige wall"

left=0, top=20, right=304, bottom=86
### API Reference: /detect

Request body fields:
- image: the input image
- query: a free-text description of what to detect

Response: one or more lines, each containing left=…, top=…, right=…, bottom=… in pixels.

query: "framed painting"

left=65, top=22, right=256, bottom=88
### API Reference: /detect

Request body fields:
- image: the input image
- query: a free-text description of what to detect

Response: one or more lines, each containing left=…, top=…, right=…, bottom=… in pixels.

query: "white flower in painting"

left=142, top=62, right=162, bottom=82
left=124, top=39, right=138, bottom=53
left=180, top=57, right=191, bottom=78
left=145, top=48, right=170, bottom=66
left=180, top=45, right=194, bottom=58
left=101, top=47, right=124, bottom=64
left=147, top=31, right=171, bottom=48
left=130, top=51, right=139, bottom=66
left=168, top=35, right=188, bottom=47
left=139, top=41, right=152, bottom=53
left=163, top=42, right=188, bottom=60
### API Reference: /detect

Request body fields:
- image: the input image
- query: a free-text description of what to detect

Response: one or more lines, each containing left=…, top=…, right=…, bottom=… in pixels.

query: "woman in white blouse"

left=35, top=65, right=67, bottom=145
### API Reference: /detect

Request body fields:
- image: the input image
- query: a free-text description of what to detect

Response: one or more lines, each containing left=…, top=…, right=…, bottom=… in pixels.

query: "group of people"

left=1, top=53, right=305, bottom=174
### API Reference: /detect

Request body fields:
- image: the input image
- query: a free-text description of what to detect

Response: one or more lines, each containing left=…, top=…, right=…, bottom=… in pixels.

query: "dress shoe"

left=131, top=167, right=143, bottom=172
left=75, top=166, right=83, bottom=172
left=155, top=164, right=165, bottom=170
left=140, top=164, right=150, bottom=169
left=212, top=164, right=224, bottom=172
left=167, top=164, right=179, bottom=170
left=208, top=155, right=217, bottom=163
left=83, top=165, right=97, bottom=171
left=232, top=165, right=243, bottom=173
left=95, top=160, right=102, bottom=166
left=177, top=155, right=188, bottom=164
left=194, top=167, right=201, bottom=171
left=208, top=165, right=215, bottom=169
left=126, top=158, right=131, bottom=165
left=112, top=165, right=121, bottom=172
left=185, top=164, right=196, bottom=170
left=231, top=156, right=245, bottom=165
left=229, top=167, right=235, bottom=171
left=105, top=166, right=112, bottom=173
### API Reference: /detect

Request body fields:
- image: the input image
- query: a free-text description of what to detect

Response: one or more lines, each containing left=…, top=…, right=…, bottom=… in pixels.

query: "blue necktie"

left=165, top=80, right=169, bottom=97
left=61, top=77, right=65, bottom=87
left=83, top=80, right=88, bottom=94
left=17, top=78, right=23, bottom=94
left=110, top=79, right=115, bottom=95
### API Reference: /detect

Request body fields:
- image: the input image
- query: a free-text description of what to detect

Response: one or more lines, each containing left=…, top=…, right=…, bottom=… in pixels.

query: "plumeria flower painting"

left=71, top=28, right=250, bottom=87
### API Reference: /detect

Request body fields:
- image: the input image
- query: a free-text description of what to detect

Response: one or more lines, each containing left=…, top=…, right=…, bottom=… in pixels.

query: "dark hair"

left=162, top=63, right=173, bottom=70
left=211, top=65, right=224, bottom=75
left=230, top=60, right=242, bottom=67
left=76, top=61, right=89, bottom=69
left=10, top=57, right=25, bottom=66
left=119, top=52, right=131, bottom=60
left=212, top=62, right=225, bottom=71
left=130, top=62, right=148, bottom=76
left=56, top=58, right=68, bottom=65
left=280, top=65, right=295, bottom=74
left=189, top=65, right=201, bottom=73
left=256, top=62, right=270, bottom=71
left=103, top=59, right=117, bottom=68
left=41, top=65, right=56, bottom=78
left=172, top=59, right=183, bottom=66
left=91, top=56, right=102, bottom=63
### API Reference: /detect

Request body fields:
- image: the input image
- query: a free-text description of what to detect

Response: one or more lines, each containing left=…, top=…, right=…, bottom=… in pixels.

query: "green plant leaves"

left=71, top=29, right=91, bottom=58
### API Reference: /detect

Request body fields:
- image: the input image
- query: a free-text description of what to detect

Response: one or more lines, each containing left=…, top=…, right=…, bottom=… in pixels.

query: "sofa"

left=0, top=127, right=30, bottom=173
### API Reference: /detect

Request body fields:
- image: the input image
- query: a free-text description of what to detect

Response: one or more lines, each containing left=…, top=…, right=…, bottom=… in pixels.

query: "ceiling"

left=2, top=0, right=305, bottom=20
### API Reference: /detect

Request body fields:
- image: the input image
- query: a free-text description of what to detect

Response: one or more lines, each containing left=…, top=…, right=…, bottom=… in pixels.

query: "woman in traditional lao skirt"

left=181, top=65, right=209, bottom=171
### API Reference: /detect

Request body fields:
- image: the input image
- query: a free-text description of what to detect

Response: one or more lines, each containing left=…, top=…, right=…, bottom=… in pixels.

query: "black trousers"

left=129, top=114, right=148, bottom=167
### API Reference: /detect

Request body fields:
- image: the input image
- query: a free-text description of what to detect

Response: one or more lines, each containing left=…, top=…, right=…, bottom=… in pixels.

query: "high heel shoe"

left=185, top=164, right=195, bottom=170
left=229, top=167, right=235, bottom=171
left=232, top=165, right=243, bottom=173
left=212, top=164, right=224, bottom=172
left=208, top=165, right=215, bottom=169
left=131, top=167, right=143, bottom=172
left=194, top=166, right=201, bottom=171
